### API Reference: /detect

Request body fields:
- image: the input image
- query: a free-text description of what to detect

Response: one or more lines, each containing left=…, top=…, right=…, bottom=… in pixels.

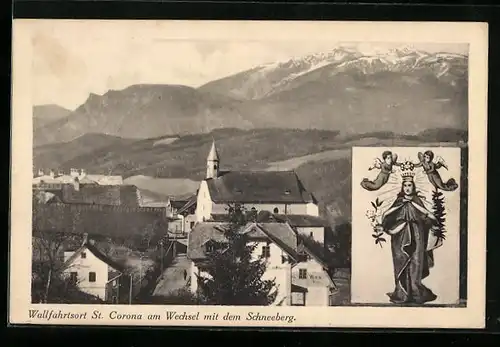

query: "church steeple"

left=206, top=140, right=220, bottom=179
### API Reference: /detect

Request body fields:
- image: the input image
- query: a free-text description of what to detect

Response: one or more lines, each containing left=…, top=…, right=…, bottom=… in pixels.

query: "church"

left=195, top=141, right=320, bottom=222
left=188, top=141, right=336, bottom=306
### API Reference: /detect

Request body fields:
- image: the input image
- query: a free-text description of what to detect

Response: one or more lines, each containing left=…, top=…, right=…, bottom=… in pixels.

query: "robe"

left=381, top=195, right=440, bottom=304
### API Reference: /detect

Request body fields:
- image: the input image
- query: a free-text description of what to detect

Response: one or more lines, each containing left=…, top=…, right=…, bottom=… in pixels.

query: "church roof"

left=207, top=141, right=220, bottom=162
left=205, top=171, right=316, bottom=204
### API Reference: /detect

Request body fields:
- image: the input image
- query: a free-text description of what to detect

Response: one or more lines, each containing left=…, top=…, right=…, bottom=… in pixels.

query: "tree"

left=196, top=204, right=277, bottom=306
left=329, top=223, right=351, bottom=269
left=32, top=228, right=83, bottom=303
left=431, top=188, right=447, bottom=242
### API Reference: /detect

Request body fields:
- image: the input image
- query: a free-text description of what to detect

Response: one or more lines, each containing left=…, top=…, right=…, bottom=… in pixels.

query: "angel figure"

left=360, top=151, right=401, bottom=191
left=415, top=150, right=458, bottom=192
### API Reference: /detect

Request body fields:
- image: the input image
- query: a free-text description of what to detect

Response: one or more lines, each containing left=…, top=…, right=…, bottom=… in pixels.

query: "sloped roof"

left=206, top=171, right=316, bottom=204
left=188, top=221, right=300, bottom=263
left=170, top=200, right=189, bottom=210
left=209, top=214, right=231, bottom=222
left=60, top=241, right=126, bottom=274
left=32, top=176, right=62, bottom=184
left=297, top=242, right=329, bottom=270
left=177, top=195, right=197, bottom=215
left=33, top=202, right=168, bottom=240
left=85, top=175, right=123, bottom=185
left=59, top=184, right=140, bottom=206
left=291, top=284, right=308, bottom=293
left=251, top=223, right=299, bottom=259
left=273, top=214, right=329, bottom=227
left=78, top=176, right=98, bottom=184
left=187, top=222, right=229, bottom=261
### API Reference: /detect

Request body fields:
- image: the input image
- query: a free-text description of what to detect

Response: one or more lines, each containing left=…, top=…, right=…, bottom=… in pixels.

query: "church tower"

left=206, top=140, right=220, bottom=179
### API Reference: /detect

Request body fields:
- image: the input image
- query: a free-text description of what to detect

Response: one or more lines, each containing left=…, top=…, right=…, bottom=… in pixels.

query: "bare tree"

left=32, top=229, right=82, bottom=303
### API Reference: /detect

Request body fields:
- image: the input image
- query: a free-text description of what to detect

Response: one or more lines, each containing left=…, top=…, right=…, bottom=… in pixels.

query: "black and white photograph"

left=10, top=20, right=487, bottom=328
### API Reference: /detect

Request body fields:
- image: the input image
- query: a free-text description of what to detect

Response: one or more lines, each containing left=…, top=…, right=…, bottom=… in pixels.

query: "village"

left=32, top=141, right=348, bottom=307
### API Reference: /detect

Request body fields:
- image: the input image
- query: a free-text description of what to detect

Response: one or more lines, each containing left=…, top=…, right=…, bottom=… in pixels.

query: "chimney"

left=70, top=168, right=78, bottom=178
left=73, top=177, right=80, bottom=191
left=37, top=169, right=44, bottom=177
left=49, top=169, right=55, bottom=178
left=80, top=168, right=86, bottom=177
left=57, top=169, right=64, bottom=177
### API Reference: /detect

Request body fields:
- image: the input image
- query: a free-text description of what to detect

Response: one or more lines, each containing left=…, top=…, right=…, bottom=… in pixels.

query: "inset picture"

left=351, top=146, right=464, bottom=306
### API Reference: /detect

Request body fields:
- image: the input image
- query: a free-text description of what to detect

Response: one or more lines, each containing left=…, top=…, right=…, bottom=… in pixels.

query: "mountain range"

left=33, top=46, right=468, bottom=147
left=33, top=128, right=467, bottom=223
left=33, top=104, right=72, bottom=130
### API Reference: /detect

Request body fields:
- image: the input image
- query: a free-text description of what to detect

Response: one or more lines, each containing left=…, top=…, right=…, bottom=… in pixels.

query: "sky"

left=31, top=24, right=468, bottom=110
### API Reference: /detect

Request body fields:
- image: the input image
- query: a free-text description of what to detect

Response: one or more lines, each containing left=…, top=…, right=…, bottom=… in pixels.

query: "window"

left=190, top=221, right=195, bottom=229
left=261, top=245, right=271, bottom=258
left=251, top=207, right=257, bottom=212
left=81, top=252, right=86, bottom=259
left=310, top=232, right=314, bottom=238
left=89, top=272, right=96, bottom=282
left=273, top=207, right=279, bottom=213
left=70, top=272, right=78, bottom=284
left=299, top=269, right=307, bottom=279
left=214, top=164, right=217, bottom=170
left=291, top=292, right=305, bottom=306
left=206, top=242, right=215, bottom=253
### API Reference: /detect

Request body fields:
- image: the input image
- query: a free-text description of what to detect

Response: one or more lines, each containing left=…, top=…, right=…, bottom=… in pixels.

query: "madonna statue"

left=379, top=168, right=440, bottom=305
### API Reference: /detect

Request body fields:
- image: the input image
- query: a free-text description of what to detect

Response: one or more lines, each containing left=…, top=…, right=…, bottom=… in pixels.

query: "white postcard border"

left=10, top=20, right=488, bottom=328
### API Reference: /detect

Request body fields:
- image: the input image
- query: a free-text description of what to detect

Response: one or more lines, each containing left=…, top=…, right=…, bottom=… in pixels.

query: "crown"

left=400, top=161, right=416, bottom=182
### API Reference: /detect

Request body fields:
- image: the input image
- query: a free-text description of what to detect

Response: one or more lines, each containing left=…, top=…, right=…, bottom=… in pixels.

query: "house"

left=33, top=182, right=142, bottom=207
left=33, top=168, right=123, bottom=186
left=208, top=212, right=329, bottom=245
left=60, top=235, right=128, bottom=303
left=166, top=198, right=190, bottom=218
left=166, top=195, right=198, bottom=235
left=195, top=141, right=319, bottom=222
left=290, top=242, right=336, bottom=306
left=187, top=221, right=336, bottom=306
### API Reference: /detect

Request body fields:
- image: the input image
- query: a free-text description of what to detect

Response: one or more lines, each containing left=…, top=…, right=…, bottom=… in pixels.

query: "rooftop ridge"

left=35, top=202, right=166, bottom=215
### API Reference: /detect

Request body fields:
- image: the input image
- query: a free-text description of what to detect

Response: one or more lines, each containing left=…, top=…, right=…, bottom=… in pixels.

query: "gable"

left=61, top=243, right=125, bottom=273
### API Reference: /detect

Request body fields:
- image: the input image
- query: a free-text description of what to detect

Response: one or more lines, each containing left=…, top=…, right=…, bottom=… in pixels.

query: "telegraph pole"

left=160, top=239, right=164, bottom=275
left=128, top=274, right=133, bottom=305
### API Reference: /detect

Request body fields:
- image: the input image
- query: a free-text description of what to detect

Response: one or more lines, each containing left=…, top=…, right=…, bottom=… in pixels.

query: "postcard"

left=10, top=19, right=488, bottom=328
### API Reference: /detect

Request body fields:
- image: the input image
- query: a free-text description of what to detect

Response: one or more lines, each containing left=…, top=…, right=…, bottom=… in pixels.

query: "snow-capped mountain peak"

left=199, top=45, right=468, bottom=100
